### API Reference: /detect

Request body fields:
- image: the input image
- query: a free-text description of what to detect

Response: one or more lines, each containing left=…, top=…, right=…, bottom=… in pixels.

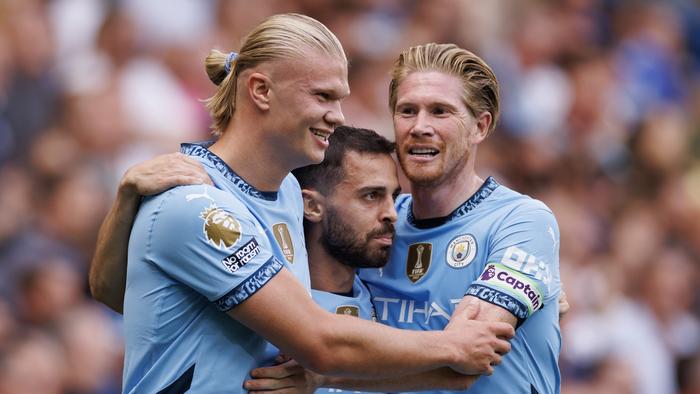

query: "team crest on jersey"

left=272, top=223, right=294, bottom=263
left=446, top=234, right=477, bottom=268
left=200, top=205, right=241, bottom=250
left=336, top=305, right=359, bottom=317
left=406, top=243, right=432, bottom=283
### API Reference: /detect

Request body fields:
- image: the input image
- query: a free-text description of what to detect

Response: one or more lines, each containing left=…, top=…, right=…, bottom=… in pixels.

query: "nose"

left=324, top=100, right=345, bottom=128
left=380, top=196, right=398, bottom=224
left=409, top=110, right=434, bottom=137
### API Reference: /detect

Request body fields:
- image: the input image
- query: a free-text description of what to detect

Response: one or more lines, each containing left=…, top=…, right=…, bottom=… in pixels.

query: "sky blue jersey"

left=180, top=142, right=310, bottom=292
left=180, top=143, right=311, bottom=364
left=311, top=276, right=376, bottom=322
left=359, top=177, right=562, bottom=394
left=122, top=143, right=310, bottom=393
left=312, top=276, right=378, bottom=394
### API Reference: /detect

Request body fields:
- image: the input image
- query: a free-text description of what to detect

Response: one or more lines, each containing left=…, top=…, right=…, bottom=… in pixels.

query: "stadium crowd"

left=0, top=0, right=699, bottom=393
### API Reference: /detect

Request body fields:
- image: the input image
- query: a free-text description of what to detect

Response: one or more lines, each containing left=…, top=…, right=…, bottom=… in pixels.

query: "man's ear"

left=301, top=189, right=325, bottom=223
left=247, top=72, right=272, bottom=111
left=471, top=111, right=492, bottom=144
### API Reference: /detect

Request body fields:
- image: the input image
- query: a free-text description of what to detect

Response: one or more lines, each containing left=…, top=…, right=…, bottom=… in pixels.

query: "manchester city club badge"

left=446, top=234, right=477, bottom=268
left=406, top=243, right=432, bottom=283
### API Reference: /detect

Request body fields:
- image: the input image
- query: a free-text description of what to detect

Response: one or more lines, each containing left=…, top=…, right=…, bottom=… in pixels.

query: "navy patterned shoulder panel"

left=181, top=142, right=278, bottom=201
left=408, top=176, right=499, bottom=228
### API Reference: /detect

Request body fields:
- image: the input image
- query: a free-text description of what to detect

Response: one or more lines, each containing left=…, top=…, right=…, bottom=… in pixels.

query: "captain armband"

left=465, top=263, right=544, bottom=326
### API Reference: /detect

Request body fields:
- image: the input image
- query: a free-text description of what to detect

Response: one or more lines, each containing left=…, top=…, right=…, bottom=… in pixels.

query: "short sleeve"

left=466, top=200, right=560, bottom=323
left=145, top=185, right=283, bottom=312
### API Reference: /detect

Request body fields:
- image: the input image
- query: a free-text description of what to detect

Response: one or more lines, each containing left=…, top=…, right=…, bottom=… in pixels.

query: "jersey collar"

left=180, top=141, right=279, bottom=201
left=407, top=176, right=499, bottom=229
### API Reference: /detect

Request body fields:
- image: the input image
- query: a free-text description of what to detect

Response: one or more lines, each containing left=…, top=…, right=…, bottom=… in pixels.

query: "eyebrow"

left=312, top=87, right=350, bottom=100
left=356, top=185, right=402, bottom=196
left=396, top=99, right=460, bottom=110
left=357, top=186, right=386, bottom=193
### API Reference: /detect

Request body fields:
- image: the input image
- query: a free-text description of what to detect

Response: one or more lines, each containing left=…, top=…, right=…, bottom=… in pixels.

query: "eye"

left=432, top=106, right=449, bottom=116
left=364, top=191, right=379, bottom=201
left=396, top=106, right=416, bottom=116
left=316, top=92, right=331, bottom=101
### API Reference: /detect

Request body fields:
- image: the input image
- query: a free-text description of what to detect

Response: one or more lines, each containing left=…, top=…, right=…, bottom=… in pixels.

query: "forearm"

left=310, top=316, right=460, bottom=377
left=461, top=295, right=517, bottom=327
left=322, top=367, right=479, bottom=392
left=233, top=271, right=460, bottom=378
left=88, top=186, right=140, bottom=313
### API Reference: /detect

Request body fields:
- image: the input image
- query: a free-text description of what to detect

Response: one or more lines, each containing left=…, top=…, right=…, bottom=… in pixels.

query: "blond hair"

left=388, top=43, right=500, bottom=135
left=204, top=13, right=346, bottom=136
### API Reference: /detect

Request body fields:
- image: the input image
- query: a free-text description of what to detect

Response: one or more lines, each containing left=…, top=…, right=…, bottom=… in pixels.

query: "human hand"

left=558, top=289, right=570, bottom=320
left=120, top=153, right=212, bottom=197
left=444, top=300, right=514, bottom=375
left=244, top=359, right=322, bottom=394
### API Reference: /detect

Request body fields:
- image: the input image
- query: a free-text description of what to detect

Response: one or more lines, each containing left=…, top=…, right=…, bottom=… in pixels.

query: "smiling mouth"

left=311, top=128, right=331, bottom=142
left=408, top=147, right=439, bottom=157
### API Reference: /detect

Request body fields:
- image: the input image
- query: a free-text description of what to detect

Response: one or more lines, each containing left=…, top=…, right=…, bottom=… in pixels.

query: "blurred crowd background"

left=0, top=0, right=699, bottom=393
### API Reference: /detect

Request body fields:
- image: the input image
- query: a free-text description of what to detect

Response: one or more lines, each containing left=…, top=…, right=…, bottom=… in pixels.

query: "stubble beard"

left=398, top=144, right=472, bottom=188
left=320, top=206, right=393, bottom=269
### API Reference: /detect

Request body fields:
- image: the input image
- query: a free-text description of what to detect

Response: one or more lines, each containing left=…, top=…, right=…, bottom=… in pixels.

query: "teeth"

left=409, top=148, right=438, bottom=155
left=311, top=129, right=329, bottom=141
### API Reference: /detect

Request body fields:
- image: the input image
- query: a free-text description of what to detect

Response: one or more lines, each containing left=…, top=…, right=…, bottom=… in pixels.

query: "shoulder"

left=395, top=193, right=412, bottom=212
left=143, top=185, right=260, bottom=242
left=154, top=185, right=250, bottom=215
left=492, top=186, right=557, bottom=228
left=282, top=172, right=302, bottom=191
left=282, top=173, right=302, bottom=192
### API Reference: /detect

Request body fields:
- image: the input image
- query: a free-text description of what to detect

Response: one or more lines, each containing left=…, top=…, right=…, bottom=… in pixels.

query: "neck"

left=410, top=152, right=483, bottom=219
left=209, top=118, right=290, bottom=191
left=306, top=228, right=355, bottom=294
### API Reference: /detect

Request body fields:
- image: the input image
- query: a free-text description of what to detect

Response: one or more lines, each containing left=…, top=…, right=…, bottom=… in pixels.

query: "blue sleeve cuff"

left=215, top=257, right=284, bottom=312
left=465, top=283, right=529, bottom=327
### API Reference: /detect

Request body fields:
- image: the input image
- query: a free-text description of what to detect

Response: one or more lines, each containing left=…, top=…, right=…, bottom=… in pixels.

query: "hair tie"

left=224, top=51, right=238, bottom=75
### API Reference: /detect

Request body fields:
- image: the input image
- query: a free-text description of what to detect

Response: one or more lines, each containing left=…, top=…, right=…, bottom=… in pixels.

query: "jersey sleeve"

left=466, top=200, right=560, bottom=324
left=145, top=185, right=283, bottom=312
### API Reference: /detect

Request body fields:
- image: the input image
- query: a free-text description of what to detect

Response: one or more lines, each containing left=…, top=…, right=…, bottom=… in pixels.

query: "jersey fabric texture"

left=122, top=142, right=310, bottom=393
left=312, top=276, right=377, bottom=394
left=311, top=276, right=376, bottom=321
left=359, top=177, right=562, bottom=394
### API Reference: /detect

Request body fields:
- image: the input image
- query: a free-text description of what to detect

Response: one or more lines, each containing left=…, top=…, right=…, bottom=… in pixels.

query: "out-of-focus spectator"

left=0, top=330, right=65, bottom=394
left=0, top=0, right=698, bottom=392
left=17, top=260, right=82, bottom=326
left=55, top=305, right=121, bottom=394
left=0, top=0, right=59, bottom=164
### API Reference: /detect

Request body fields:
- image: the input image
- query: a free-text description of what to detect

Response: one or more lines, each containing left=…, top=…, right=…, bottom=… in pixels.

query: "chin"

left=400, top=161, right=441, bottom=184
left=298, top=151, right=325, bottom=167
left=361, top=248, right=391, bottom=269
left=404, top=170, right=443, bottom=186
left=311, top=146, right=329, bottom=162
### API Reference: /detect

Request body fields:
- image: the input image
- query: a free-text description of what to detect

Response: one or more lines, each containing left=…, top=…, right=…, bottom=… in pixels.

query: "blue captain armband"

left=466, top=263, right=544, bottom=325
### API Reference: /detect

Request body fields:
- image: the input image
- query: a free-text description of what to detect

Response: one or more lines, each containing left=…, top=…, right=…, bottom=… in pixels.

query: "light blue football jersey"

left=311, top=276, right=376, bottom=322
left=180, top=142, right=310, bottom=292
left=312, top=276, right=378, bottom=394
left=359, top=177, right=561, bottom=394
left=122, top=142, right=311, bottom=393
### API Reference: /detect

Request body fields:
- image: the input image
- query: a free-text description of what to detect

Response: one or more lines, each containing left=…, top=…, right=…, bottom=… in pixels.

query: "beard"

left=397, top=141, right=472, bottom=187
left=320, top=206, right=394, bottom=269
